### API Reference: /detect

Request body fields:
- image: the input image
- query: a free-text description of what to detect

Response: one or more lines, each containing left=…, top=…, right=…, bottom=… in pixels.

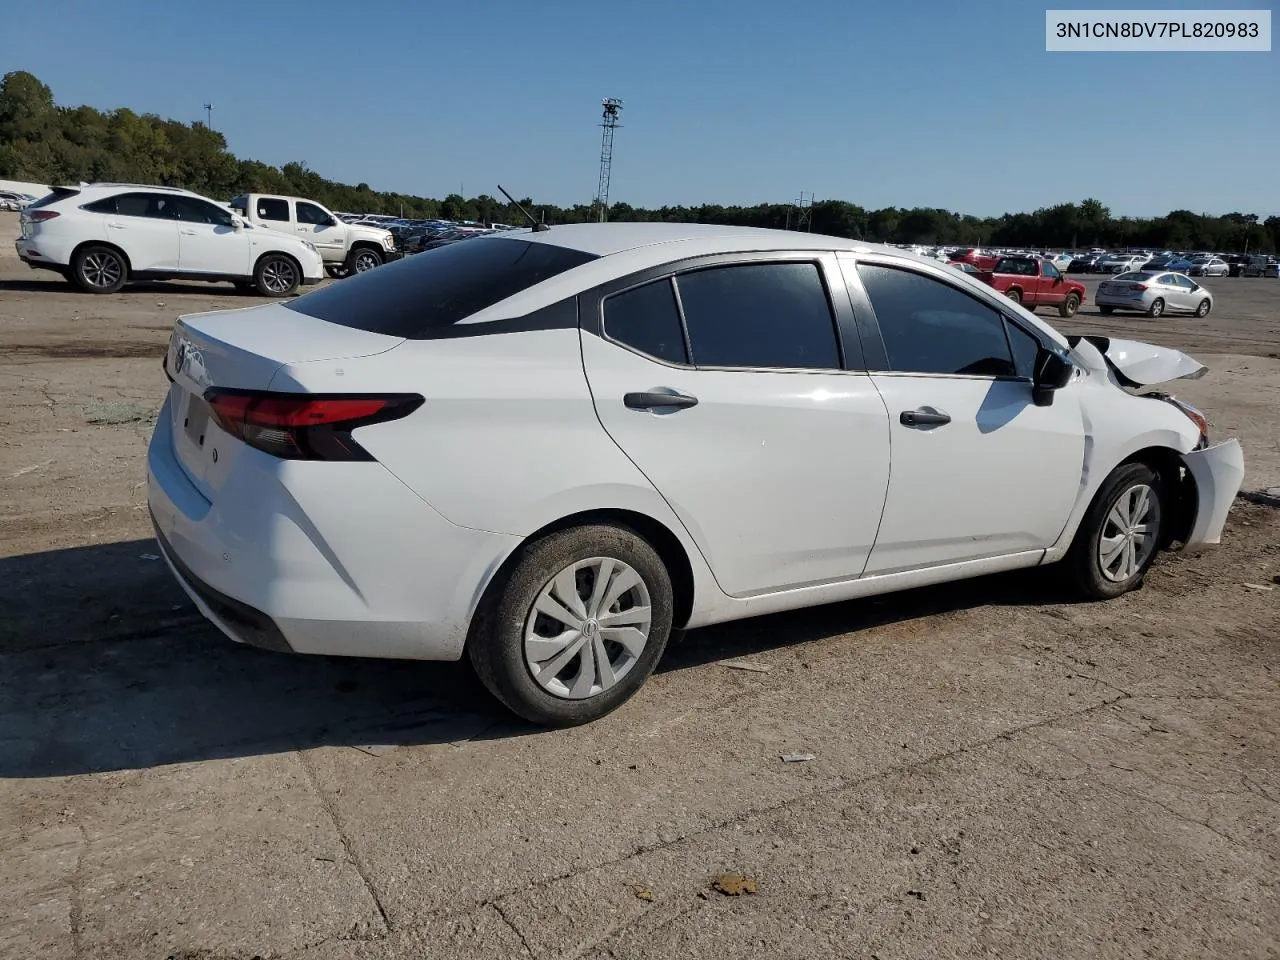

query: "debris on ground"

left=780, top=752, right=816, bottom=763
left=711, top=873, right=757, bottom=896
left=83, top=402, right=153, bottom=425
left=1242, top=583, right=1274, bottom=592
left=720, top=659, right=773, bottom=673
left=631, top=886, right=654, bottom=902
left=907, top=889, right=927, bottom=901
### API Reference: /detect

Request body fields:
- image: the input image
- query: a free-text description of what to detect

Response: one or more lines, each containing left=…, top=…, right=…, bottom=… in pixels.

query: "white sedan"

left=147, top=224, right=1245, bottom=725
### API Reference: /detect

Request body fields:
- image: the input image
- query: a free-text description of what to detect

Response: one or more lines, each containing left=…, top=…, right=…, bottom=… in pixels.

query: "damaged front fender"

left=1182, top=439, right=1245, bottom=551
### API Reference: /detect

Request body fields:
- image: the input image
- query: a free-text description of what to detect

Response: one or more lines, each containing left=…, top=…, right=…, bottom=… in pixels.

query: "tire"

left=70, top=244, right=127, bottom=294
left=1099, top=305, right=1114, bottom=315
left=1005, top=289, right=1022, bottom=305
left=1065, top=462, right=1164, bottom=600
left=253, top=254, right=301, bottom=297
left=468, top=524, right=675, bottom=726
left=1058, top=293, right=1080, bottom=318
left=325, top=264, right=350, bottom=279
left=1195, top=298, right=1211, bottom=318
left=347, top=247, right=383, bottom=274
left=1146, top=298, right=1165, bottom=318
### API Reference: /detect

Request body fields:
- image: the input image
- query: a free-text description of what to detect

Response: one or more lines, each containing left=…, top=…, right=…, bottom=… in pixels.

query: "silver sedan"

left=1095, top=271, right=1214, bottom=318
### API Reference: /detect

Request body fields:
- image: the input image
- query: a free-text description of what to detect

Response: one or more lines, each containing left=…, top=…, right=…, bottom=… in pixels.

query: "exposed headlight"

left=1157, top=394, right=1209, bottom=448
left=383, top=234, right=395, bottom=248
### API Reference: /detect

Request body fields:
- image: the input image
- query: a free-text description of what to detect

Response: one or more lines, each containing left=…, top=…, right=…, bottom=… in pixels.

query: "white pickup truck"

left=229, top=193, right=400, bottom=278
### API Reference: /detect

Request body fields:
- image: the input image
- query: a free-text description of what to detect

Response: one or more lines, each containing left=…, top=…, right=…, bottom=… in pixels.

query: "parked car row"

left=0, top=190, right=39, bottom=211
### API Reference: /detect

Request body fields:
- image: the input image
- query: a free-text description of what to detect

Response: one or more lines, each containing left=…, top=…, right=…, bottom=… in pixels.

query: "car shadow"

left=0, top=278, right=262, bottom=297
left=0, top=538, right=1069, bottom=778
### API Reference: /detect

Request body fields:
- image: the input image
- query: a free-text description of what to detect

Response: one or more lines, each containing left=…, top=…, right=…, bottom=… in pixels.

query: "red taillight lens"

left=204, top=390, right=422, bottom=460
left=1128, top=283, right=1147, bottom=291
left=27, top=210, right=60, bottom=222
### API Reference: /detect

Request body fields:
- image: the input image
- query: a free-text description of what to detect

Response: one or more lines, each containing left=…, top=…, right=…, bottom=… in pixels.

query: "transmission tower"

left=594, top=98, right=623, bottom=223
left=786, top=191, right=813, bottom=231
left=203, top=103, right=214, bottom=130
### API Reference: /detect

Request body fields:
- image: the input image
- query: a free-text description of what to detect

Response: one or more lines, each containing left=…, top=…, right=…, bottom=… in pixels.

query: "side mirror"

left=1032, top=349, right=1072, bottom=407
left=327, top=216, right=339, bottom=226
left=230, top=217, right=244, bottom=231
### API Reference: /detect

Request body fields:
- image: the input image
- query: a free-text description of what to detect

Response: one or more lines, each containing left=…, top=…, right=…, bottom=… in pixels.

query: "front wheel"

left=71, top=245, right=128, bottom=294
left=347, top=247, right=383, bottom=274
left=1066, top=462, right=1164, bottom=600
left=468, top=524, right=675, bottom=726
left=1195, top=298, right=1211, bottom=318
left=1147, top=297, right=1165, bottom=318
left=254, top=254, right=301, bottom=297
left=1058, top=293, right=1080, bottom=318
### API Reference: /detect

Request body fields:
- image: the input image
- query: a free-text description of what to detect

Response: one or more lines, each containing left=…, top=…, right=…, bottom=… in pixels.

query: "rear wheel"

left=1195, top=298, right=1211, bottom=317
left=254, top=254, right=301, bottom=297
left=325, top=264, right=350, bottom=279
left=1058, top=293, right=1080, bottom=318
left=71, top=245, right=127, bottom=294
left=1065, top=462, right=1164, bottom=600
left=1147, top=297, right=1165, bottom=318
left=469, top=524, right=674, bottom=726
left=1005, top=289, right=1022, bottom=305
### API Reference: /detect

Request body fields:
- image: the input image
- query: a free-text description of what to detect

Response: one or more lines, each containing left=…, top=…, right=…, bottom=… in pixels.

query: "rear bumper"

left=146, top=394, right=521, bottom=660
left=14, top=238, right=66, bottom=272
left=1182, top=439, right=1245, bottom=552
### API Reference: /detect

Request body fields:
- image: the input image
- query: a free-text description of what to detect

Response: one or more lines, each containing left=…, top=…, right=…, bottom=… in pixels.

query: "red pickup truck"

left=977, top=257, right=1086, bottom=317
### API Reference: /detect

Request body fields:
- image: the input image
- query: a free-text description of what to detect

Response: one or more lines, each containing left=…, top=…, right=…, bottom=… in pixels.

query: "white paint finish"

left=865, top=375, right=1086, bottom=573
left=148, top=407, right=519, bottom=660
left=142, top=225, right=1243, bottom=679
left=581, top=333, right=891, bottom=596
left=1099, top=337, right=1209, bottom=385
left=14, top=183, right=322, bottom=282
left=177, top=222, right=251, bottom=276
left=233, top=193, right=394, bottom=265
left=1183, top=439, right=1246, bottom=550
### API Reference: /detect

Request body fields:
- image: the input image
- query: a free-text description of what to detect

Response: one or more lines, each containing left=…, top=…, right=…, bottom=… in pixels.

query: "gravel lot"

left=1, top=211, right=1278, bottom=960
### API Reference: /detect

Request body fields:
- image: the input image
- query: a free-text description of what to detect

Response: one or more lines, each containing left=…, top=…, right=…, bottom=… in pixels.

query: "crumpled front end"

left=1181, top=439, right=1246, bottom=551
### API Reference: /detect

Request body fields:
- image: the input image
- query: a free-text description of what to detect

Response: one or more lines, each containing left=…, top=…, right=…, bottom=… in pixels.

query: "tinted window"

left=1042, top=262, right=1061, bottom=280
left=674, top=262, right=839, bottom=370
left=996, top=258, right=1036, bottom=276
left=1005, top=321, right=1041, bottom=379
left=1157, top=273, right=1176, bottom=286
left=114, top=192, right=174, bottom=219
left=82, top=197, right=117, bottom=214
left=297, top=202, right=331, bottom=225
left=170, top=196, right=234, bottom=226
left=286, top=237, right=597, bottom=337
left=857, top=264, right=1014, bottom=377
left=256, top=198, right=290, bottom=221
left=604, top=279, right=688, bottom=365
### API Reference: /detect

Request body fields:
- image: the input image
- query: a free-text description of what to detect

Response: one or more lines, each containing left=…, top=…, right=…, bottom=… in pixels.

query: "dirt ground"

left=1, top=211, right=1277, bottom=960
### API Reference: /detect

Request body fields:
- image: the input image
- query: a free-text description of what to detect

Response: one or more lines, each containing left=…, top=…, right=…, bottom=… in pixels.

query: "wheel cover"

left=1098, top=483, right=1160, bottom=582
left=261, top=259, right=296, bottom=294
left=83, top=251, right=123, bottom=288
left=1151, top=300, right=1163, bottom=316
left=523, top=557, right=652, bottom=700
left=353, top=251, right=379, bottom=272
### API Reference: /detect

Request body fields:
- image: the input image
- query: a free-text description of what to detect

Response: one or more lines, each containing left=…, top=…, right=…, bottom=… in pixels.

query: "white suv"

left=15, top=183, right=324, bottom=296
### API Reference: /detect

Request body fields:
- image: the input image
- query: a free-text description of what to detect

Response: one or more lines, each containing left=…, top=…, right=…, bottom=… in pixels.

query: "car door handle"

left=107, top=222, right=125, bottom=229
left=180, top=229, right=198, bottom=236
left=624, top=390, right=699, bottom=410
left=900, top=408, right=951, bottom=427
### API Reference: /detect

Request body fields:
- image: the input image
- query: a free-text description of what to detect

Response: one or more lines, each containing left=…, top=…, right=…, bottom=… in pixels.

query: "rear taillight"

left=204, top=389, right=423, bottom=461
left=27, top=210, right=60, bottom=222
left=1128, top=283, right=1148, bottom=291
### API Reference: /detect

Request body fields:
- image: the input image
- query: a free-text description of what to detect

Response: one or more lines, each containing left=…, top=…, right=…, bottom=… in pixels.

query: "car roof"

left=502, top=221, right=876, bottom=258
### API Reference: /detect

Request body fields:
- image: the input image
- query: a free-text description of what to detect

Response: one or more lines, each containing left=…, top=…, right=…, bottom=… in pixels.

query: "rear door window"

left=603, top=279, right=689, bottom=365
left=674, top=262, right=840, bottom=370
left=285, top=237, right=597, bottom=337
left=256, top=198, right=290, bottom=221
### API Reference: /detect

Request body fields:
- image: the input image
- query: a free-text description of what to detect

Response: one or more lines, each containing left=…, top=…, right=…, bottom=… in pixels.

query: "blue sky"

left=2, top=0, right=1275, bottom=216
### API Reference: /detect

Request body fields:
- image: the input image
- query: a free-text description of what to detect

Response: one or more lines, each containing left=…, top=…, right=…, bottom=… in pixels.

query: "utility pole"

left=203, top=103, right=214, bottom=130
left=787, top=191, right=813, bottom=231
left=594, top=98, right=623, bottom=223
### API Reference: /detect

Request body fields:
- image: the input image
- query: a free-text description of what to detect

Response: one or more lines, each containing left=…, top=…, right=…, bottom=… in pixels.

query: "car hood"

left=348, top=224, right=393, bottom=242
left=1067, top=334, right=1207, bottom=387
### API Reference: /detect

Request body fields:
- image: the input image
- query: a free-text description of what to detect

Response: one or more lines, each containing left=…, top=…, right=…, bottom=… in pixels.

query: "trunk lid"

left=164, top=302, right=404, bottom=499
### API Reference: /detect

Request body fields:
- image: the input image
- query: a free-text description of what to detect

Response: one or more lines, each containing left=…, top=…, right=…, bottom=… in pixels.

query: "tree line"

left=2, top=70, right=1276, bottom=253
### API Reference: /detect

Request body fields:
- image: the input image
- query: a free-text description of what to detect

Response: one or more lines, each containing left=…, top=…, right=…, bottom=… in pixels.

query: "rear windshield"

left=285, top=237, right=598, bottom=337
left=27, top=188, right=77, bottom=210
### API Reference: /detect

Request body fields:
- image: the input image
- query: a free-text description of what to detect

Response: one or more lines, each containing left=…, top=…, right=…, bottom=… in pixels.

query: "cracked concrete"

left=1, top=214, right=1279, bottom=958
